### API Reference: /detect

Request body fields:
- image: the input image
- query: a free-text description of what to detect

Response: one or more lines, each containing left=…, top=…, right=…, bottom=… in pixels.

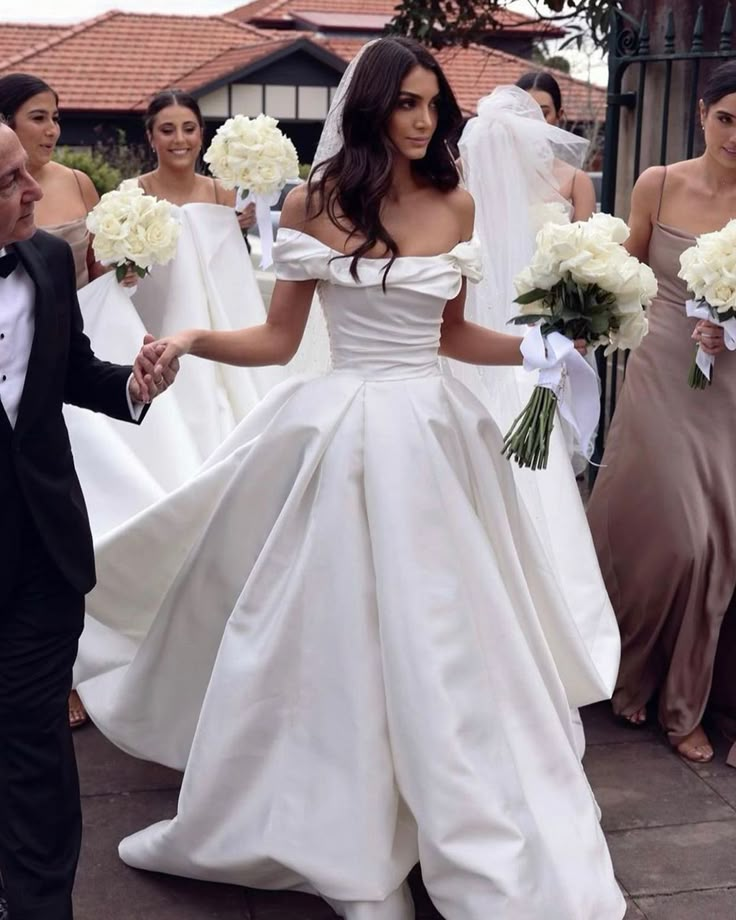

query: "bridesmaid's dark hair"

left=0, top=73, right=59, bottom=126
left=702, top=60, right=736, bottom=109
left=307, top=36, right=462, bottom=285
left=144, top=89, right=204, bottom=134
left=516, top=71, right=563, bottom=115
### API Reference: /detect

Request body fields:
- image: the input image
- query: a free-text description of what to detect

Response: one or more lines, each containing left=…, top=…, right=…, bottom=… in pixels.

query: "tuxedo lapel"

left=12, top=237, right=58, bottom=434
left=0, top=394, right=11, bottom=440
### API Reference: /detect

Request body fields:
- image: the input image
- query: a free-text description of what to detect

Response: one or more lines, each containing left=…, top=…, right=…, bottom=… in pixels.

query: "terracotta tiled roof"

left=0, top=11, right=600, bottom=123
left=177, top=37, right=346, bottom=95
left=0, top=23, right=71, bottom=64
left=230, top=0, right=400, bottom=19
left=436, top=43, right=605, bottom=123
left=228, top=0, right=564, bottom=37
left=290, top=12, right=391, bottom=32
left=311, top=36, right=604, bottom=123
left=0, top=11, right=270, bottom=111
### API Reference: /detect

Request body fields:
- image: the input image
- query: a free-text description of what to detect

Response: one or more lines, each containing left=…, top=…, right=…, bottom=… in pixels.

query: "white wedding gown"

left=64, top=202, right=284, bottom=538
left=65, top=204, right=289, bottom=686
left=78, top=229, right=624, bottom=919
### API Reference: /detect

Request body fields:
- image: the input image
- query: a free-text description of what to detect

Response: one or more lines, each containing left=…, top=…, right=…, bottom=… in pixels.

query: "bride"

left=78, top=37, right=625, bottom=919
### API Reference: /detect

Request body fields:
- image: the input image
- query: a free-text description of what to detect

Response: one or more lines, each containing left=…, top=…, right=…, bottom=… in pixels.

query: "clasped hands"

left=128, top=333, right=181, bottom=404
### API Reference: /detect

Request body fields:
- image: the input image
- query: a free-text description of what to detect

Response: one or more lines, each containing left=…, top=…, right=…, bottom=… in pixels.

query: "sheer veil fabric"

left=451, top=86, right=620, bottom=703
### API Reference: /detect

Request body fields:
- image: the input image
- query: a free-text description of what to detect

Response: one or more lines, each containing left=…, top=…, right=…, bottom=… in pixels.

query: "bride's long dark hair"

left=307, top=37, right=463, bottom=282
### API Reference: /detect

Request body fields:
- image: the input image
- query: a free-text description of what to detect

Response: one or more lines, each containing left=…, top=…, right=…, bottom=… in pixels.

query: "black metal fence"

left=592, top=2, right=736, bottom=466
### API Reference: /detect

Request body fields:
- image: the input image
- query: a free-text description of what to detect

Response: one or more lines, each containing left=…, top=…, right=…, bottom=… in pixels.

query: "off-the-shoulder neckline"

left=276, top=227, right=475, bottom=262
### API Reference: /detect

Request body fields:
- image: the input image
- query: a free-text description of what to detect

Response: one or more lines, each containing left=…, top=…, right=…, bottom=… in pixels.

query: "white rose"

left=144, top=218, right=180, bottom=262
left=529, top=201, right=570, bottom=235
left=584, top=212, right=630, bottom=245
left=606, top=310, right=648, bottom=353
left=703, top=280, right=736, bottom=307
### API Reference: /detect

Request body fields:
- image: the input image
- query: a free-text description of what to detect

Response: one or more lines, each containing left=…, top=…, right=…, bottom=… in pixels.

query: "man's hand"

left=129, top=334, right=180, bottom=403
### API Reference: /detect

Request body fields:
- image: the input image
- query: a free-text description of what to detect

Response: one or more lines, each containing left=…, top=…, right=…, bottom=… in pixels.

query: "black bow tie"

left=0, top=252, right=18, bottom=278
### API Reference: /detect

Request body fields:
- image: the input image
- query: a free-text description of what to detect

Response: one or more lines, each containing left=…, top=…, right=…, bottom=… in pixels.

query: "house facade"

left=0, top=3, right=605, bottom=165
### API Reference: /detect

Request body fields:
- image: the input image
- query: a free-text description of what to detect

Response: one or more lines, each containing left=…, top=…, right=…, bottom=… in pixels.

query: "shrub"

left=53, top=147, right=122, bottom=196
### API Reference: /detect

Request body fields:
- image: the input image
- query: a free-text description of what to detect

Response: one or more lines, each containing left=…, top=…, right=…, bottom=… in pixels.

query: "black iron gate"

left=592, top=2, right=736, bottom=466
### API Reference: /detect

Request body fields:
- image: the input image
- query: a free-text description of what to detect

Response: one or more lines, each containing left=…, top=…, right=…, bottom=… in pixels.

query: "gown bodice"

left=273, top=229, right=482, bottom=380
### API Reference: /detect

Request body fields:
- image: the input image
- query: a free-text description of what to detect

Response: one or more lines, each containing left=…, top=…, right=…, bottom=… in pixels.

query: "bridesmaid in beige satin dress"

left=0, top=73, right=104, bottom=730
left=587, top=61, right=736, bottom=764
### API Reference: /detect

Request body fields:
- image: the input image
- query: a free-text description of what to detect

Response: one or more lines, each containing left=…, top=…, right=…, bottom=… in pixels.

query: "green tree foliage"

left=387, top=1, right=623, bottom=50
left=54, top=129, right=152, bottom=196
left=53, top=147, right=122, bottom=196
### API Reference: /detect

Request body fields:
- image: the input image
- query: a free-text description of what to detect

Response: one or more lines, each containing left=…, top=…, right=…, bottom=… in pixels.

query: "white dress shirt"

left=0, top=246, right=143, bottom=428
left=0, top=246, right=36, bottom=427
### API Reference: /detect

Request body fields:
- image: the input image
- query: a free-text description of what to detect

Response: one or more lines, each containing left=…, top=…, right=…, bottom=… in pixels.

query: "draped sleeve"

left=272, top=229, right=332, bottom=282
left=448, top=235, right=483, bottom=284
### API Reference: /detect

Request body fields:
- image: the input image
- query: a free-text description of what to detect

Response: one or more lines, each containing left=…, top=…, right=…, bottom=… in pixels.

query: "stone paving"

left=73, top=703, right=736, bottom=919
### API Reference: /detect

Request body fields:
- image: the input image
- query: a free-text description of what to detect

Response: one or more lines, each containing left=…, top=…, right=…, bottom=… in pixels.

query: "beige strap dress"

left=587, top=171, right=736, bottom=746
left=44, top=216, right=90, bottom=290
left=42, top=171, right=92, bottom=290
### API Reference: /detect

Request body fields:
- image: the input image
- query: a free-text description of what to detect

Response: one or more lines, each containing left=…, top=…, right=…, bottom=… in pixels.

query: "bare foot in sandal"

left=676, top=725, right=714, bottom=763
left=621, top=706, right=647, bottom=726
left=68, top=689, right=88, bottom=730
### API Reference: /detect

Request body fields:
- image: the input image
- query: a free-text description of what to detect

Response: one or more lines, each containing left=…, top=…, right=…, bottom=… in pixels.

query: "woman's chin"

left=32, top=152, right=54, bottom=169
left=160, top=155, right=197, bottom=172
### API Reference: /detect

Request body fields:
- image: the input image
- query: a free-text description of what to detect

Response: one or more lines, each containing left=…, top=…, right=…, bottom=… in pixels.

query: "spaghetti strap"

left=656, top=166, right=668, bottom=221
left=72, top=168, right=87, bottom=207
left=212, top=177, right=221, bottom=205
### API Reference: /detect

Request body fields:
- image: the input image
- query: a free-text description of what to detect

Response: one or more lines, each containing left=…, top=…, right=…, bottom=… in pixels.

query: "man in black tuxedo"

left=0, top=122, right=177, bottom=919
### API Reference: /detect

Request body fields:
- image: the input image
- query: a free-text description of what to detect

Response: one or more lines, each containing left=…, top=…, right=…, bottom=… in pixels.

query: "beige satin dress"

left=587, top=213, right=736, bottom=747
left=44, top=216, right=90, bottom=290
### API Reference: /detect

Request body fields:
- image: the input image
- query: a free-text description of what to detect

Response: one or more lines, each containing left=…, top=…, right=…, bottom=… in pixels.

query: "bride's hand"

left=152, top=330, right=197, bottom=376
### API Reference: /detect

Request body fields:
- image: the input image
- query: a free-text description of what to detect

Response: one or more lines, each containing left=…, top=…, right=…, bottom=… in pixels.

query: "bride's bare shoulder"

left=445, top=186, right=475, bottom=239
left=279, top=183, right=310, bottom=231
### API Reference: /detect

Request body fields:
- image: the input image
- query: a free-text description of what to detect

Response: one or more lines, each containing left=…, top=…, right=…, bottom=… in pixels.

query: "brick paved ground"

left=73, top=703, right=736, bottom=919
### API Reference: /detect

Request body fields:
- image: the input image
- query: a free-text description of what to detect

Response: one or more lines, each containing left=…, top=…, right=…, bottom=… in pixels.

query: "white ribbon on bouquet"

left=521, top=327, right=600, bottom=460
left=685, top=299, right=736, bottom=379
left=236, top=186, right=279, bottom=269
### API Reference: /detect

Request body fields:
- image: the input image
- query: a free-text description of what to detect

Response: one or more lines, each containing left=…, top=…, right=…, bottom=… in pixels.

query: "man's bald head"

left=0, top=122, right=42, bottom=247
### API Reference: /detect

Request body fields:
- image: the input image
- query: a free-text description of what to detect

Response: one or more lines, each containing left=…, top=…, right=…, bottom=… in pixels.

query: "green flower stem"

left=502, top=387, right=540, bottom=458
left=502, top=385, right=558, bottom=470
left=687, top=347, right=712, bottom=390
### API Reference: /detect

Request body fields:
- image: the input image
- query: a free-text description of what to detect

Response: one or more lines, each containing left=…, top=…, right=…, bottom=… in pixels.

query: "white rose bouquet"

left=528, top=200, right=570, bottom=235
left=204, top=113, right=299, bottom=268
left=87, top=183, right=180, bottom=290
left=503, top=212, right=656, bottom=469
left=678, top=219, right=736, bottom=389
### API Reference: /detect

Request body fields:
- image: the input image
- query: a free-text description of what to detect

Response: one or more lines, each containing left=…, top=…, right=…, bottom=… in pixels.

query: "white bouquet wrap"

left=678, top=219, right=736, bottom=388
left=87, top=182, right=180, bottom=295
left=204, top=113, right=300, bottom=268
left=504, top=212, right=656, bottom=469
